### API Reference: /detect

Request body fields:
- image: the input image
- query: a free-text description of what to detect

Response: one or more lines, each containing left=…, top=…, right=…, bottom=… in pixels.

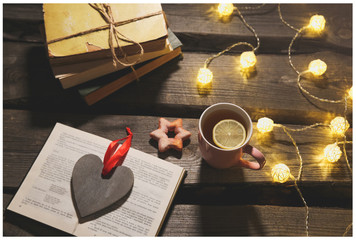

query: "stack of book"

left=42, top=4, right=182, bottom=105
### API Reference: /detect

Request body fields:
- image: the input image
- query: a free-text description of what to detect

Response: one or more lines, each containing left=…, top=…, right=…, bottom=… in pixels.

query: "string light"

left=240, top=51, right=257, bottom=70
left=343, top=223, right=353, bottom=237
left=257, top=117, right=274, bottom=133
left=324, top=143, right=342, bottom=163
left=348, top=86, right=353, bottom=99
left=271, top=164, right=290, bottom=183
left=308, top=14, right=326, bottom=33
left=217, top=3, right=235, bottom=17
left=308, top=59, right=327, bottom=77
left=279, top=6, right=351, bottom=233
left=198, top=4, right=259, bottom=90
left=197, top=4, right=352, bottom=236
left=330, top=116, right=349, bottom=136
left=271, top=161, right=309, bottom=236
left=200, top=5, right=350, bottom=236
left=197, top=68, right=213, bottom=86
left=266, top=5, right=350, bottom=236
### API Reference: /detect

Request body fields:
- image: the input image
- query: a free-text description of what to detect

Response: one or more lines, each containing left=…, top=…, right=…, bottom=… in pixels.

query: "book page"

left=7, top=123, right=110, bottom=234
left=74, top=149, right=184, bottom=236
left=8, top=123, right=184, bottom=236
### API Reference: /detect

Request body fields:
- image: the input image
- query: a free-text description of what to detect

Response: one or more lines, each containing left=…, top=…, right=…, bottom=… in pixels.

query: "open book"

left=7, top=123, right=185, bottom=236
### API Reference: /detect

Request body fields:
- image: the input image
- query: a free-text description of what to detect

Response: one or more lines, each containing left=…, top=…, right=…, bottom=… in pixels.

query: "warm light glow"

left=330, top=116, right=350, bottom=136
left=348, top=86, right=353, bottom=100
left=257, top=117, right=274, bottom=133
left=271, top=164, right=290, bottom=183
left=324, top=143, right=342, bottom=163
left=197, top=68, right=213, bottom=85
left=308, top=15, right=326, bottom=32
left=217, top=3, right=234, bottom=17
left=308, top=59, right=327, bottom=76
left=240, top=51, right=257, bottom=69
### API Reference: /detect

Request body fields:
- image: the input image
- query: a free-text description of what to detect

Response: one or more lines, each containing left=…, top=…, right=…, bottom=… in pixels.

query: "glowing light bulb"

left=308, top=15, right=326, bottom=32
left=348, top=86, right=353, bottom=100
left=324, top=143, right=342, bottom=163
left=240, top=51, right=257, bottom=70
left=271, top=164, right=290, bottom=183
left=197, top=68, right=213, bottom=85
left=217, top=3, right=234, bottom=17
left=257, top=117, right=274, bottom=133
left=308, top=59, right=327, bottom=76
left=330, top=116, right=349, bottom=136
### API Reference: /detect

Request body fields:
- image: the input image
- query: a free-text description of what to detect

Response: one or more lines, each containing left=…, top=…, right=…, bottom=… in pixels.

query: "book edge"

left=83, top=47, right=182, bottom=105
left=155, top=168, right=186, bottom=236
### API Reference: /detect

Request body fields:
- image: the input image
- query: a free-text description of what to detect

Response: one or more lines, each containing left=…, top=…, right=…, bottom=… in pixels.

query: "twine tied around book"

left=47, top=4, right=163, bottom=68
left=89, top=3, right=143, bottom=67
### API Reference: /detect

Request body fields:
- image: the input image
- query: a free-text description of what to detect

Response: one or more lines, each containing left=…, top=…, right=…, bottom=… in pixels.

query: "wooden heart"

left=71, top=154, right=134, bottom=222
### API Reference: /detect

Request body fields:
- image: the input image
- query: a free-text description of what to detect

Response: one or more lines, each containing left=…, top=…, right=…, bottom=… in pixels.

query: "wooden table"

left=3, top=4, right=352, bottom=236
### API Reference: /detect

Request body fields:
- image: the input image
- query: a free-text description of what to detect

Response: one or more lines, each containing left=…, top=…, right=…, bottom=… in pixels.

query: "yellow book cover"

left=43, top=3, right=168, bottom=63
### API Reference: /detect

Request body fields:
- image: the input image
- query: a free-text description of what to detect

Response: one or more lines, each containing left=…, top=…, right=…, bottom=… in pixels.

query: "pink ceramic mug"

left=198, top=102, right=266, bottom=169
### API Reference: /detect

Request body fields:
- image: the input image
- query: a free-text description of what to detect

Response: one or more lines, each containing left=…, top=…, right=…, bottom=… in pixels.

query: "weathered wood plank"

left=3, top=109, right=352, bottom=190
left=3, top=193, right=352, bottom=236
left=2, top=4, right=352, bottom=237
left=173, top=183, right=351, bottom=208
left=3, top=4, right=351, bottom=52
left=91, top=50, right=351, bottom=124
left=3, top=4, right=43, bottom=21
left=160, top=204, right=352, bottom=236
left=3, top=41, right=352, bottom=124
left=164, top=3, right=352, bottom=53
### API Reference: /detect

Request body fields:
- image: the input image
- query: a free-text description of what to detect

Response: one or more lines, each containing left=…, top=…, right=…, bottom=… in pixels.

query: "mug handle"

left=239, top=144, right=266, bottom=170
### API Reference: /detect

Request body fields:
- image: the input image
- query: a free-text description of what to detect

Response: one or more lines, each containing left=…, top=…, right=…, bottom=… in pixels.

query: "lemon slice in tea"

left=212, top=119, right=246, bottom=149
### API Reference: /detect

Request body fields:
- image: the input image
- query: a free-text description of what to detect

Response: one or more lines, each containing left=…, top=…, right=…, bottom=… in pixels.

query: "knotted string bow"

left=102, top=127, right=133, bottom=176
left=89, top=3, right=144, bottom=67
left=47, top=4, right=164, bottom=78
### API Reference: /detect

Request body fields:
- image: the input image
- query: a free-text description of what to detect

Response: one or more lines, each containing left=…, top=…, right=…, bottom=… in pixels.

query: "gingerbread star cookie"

left=150, top=118, right=191, bottom=152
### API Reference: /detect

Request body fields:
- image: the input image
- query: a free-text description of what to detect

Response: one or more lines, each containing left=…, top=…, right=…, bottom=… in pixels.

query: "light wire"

left=277, top=4, right=353, bottom=236
left=204, top=5, right=261, bottom=68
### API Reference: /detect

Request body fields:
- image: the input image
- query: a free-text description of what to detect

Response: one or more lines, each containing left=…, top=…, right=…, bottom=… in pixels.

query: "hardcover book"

left=56, top=37, right=174, bottom=89
left=78, top=28, right=183, bottom=105
left=43, top=4, right=168, bottom=65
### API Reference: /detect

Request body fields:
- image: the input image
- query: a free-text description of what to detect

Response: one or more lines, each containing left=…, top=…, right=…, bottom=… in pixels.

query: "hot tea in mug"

left=201, top=109, right=247, bottom=150
left=198, top=103, right=266, bottom=169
